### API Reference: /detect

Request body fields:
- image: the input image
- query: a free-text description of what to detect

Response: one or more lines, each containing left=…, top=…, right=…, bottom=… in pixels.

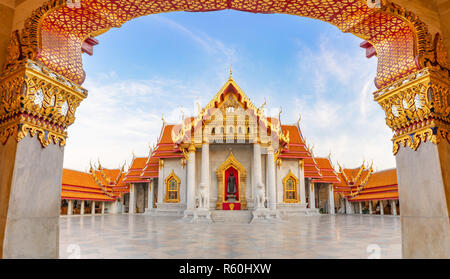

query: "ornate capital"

left=0, top=59, right=87, bottom=147
left=374, top=68, right=450, bottom=154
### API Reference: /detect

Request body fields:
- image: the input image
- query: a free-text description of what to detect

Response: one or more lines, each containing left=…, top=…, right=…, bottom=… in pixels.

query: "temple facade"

left=60, top=73, right=400, bottom=220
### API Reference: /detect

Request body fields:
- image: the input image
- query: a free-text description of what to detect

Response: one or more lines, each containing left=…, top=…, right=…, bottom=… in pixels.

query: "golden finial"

left=229, top=64, right=233, bottom=79
left=161, top=114, right=165, bottom=124
left=278, top=106, right=283, bottom=120
left=89, top=160, right=94, bottom=173
left=97, top=158, right=102, bottom=169
left=328, top=151, right=332, bottom=161
left=297, top=112, right=302, bottom=125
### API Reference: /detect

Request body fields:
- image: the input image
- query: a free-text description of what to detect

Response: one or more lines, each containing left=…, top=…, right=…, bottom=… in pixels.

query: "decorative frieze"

left=0, top=59, right=87, bottom=147
left=374, top=68, right=450, bottom=154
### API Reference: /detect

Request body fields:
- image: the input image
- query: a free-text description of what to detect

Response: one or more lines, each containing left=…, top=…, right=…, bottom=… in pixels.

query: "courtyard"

left=59, top=214, right=401, bottom=259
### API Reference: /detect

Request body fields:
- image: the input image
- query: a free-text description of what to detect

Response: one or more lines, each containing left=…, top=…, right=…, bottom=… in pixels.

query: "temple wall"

left=161, top=158, right=186, bottom=205
left=276, top=159, right=300, bottom=205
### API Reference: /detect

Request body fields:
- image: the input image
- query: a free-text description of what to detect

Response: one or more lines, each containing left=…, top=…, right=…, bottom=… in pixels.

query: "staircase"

left=210, top=210, right=252, bottom=223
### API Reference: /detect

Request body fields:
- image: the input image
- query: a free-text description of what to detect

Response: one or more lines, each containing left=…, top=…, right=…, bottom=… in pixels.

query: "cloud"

left=152, top=15, right=237, bottom=65
left=63, top=74, right=218, bottom=171
left=282, top=33, right=395, bottom=170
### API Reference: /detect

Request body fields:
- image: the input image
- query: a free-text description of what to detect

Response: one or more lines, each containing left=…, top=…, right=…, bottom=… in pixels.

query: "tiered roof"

left=62, top=169, right=116, bottom=201
left=90, top=164, right=129, bottom=198
left=348, top=169, right=399, bottom=202
left=123, top=156, right=149, bottom=184
left=334, top=163, right=399, bottom=202
left=312, top=157, right=341, bottom=184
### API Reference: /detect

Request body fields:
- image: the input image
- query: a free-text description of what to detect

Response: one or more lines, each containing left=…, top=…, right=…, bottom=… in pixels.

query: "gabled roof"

left=312, top=157, right=340, bottom=184
left=123, top=156, right=149, bottom=184
left=334, top=162, right=399, bottom=202
left=278, top=124, right=321, bottom=179
left=348, top=169, right=399, bottom=202
left=61, top=169, right=115, bottom=201
left=171, top=74, right=289, bottom=146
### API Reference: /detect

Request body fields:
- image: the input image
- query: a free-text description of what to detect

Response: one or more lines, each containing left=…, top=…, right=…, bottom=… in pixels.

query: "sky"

left=63, top=10, right=395, bottom=172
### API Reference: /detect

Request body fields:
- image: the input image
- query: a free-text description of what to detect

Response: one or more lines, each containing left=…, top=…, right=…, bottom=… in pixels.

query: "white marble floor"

left=59, top=214, right=401, bottom=259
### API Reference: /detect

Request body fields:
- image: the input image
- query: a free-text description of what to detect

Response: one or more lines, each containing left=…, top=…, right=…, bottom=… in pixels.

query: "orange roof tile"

left=312, top=157, right=340, bottom=184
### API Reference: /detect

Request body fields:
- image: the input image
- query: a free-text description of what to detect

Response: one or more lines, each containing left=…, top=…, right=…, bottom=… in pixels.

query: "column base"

left=192, top=209, right=212, bottom=223
left=250, top=208, right=281, bottom=223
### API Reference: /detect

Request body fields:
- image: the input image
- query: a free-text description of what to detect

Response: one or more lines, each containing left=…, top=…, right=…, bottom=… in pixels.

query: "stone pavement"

left=59, top=214, right=401, bottom=259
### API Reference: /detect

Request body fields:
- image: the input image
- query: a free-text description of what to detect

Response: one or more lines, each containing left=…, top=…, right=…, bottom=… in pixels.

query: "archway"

left=0, top=0, right=449, bottom=258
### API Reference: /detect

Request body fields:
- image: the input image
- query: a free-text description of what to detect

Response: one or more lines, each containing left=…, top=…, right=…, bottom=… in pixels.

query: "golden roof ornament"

left=229, top=64, right=233, bottom=80
left=297, top=112, right=302, bottom=126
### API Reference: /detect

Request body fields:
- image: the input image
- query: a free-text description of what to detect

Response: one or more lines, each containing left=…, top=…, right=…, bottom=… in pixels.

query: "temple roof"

left=123, top=156, right=149, bottom=184
left=334, top=162, right=399, bottom=201
left=171, top=74, right=289, bottom=147
left=61, top=169, right=116, bottom=201
left=348, top=169, right=399, bottom=202
left=312, top=157, right=341, bottom=184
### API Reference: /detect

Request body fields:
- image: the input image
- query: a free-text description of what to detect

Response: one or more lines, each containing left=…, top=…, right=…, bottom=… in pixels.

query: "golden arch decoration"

left=9, top=0, right=449, bottom=89
left=164, top=170, right=180, bottom=203
left=216, top=151, right=247, bottom=210
left=283, top=170, right=299, bottom=203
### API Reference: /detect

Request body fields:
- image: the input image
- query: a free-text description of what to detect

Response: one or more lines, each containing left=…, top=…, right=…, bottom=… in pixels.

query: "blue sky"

left=64, top=10, right=395, bottom=172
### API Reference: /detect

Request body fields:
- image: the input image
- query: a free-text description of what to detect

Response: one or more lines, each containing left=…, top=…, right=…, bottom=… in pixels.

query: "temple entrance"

left=216, top=152, right=247, bottom=210
left=223, top=166, right=240, bottom=210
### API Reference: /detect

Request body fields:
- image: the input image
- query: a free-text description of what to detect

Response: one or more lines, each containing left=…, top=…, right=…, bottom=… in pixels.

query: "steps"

left=210, top=210, right=252, bottom=223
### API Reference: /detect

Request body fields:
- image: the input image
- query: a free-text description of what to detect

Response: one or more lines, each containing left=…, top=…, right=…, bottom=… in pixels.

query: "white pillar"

left=157, top=160, right=164, bottom=206
left=129, top=184, right=136, bottom=214
left=80, top=200, right=85, bottom=215
left=391, top=200, right=397, bottom=216
left=359, top=202, right=363, bottom=214
left=121, top=199, right=126, bottom=214
left=200, top=141, right=210, bottom=209
left=186, top=144, right=196, bottom=210
left=379, top=200, right=384, bottom=215
left=101, top=201, right=105, bottom=214
left=267, top=146, right=276, bottom=211
left=298, top=160, right=306, bottom=205
left=309, top=181, right=316, bottom=209
left=369, top=201, right=373, bottom=214
left=67, top=200, right=73, bottom=216
left=148, top=179, right=154, bottom=210
left=328, top=185, right=335, bottom=214
left=253, top=143, right=262, bottom=206
left=91, top=201, right=96, bottom=215
left=345, top=199, right=354, bottom=214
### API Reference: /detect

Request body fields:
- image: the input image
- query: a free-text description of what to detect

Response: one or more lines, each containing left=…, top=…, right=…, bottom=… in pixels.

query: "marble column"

left=129, top=184, right=136, bottom=214
left=101, top=202, right=105, bottom=214
left=148, top=179, right=154, bottom=210
left=359, top=202, right=363, bottom=214
left=80, top=200, right=84, bottom=215
left=67, top=200, right=73, bottom=216
left=379, top=200, right=384, bottom=215
left=369, top=201, right=373, bottom=214
left=345, top=199, right=354, bottom=214
left=396, top=141, right=450, bottom=258
left=298, top=160, right=306, bottom=205
left=267, top=146, right=276, bottom=211
left=91, top=201, right=96, bottom=215
left=200, top=141, right=210, bottom=209
left=328, top=185, right=335, bottom=214
left=253, top=143, right=262, bottom=205
left=186, top=144, right=196, bottom=210
left=157, top=160, right=164, bottom=207
left=391, top=200, right=397, bottom=216
left=309, top=182, right=316, bottom=209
